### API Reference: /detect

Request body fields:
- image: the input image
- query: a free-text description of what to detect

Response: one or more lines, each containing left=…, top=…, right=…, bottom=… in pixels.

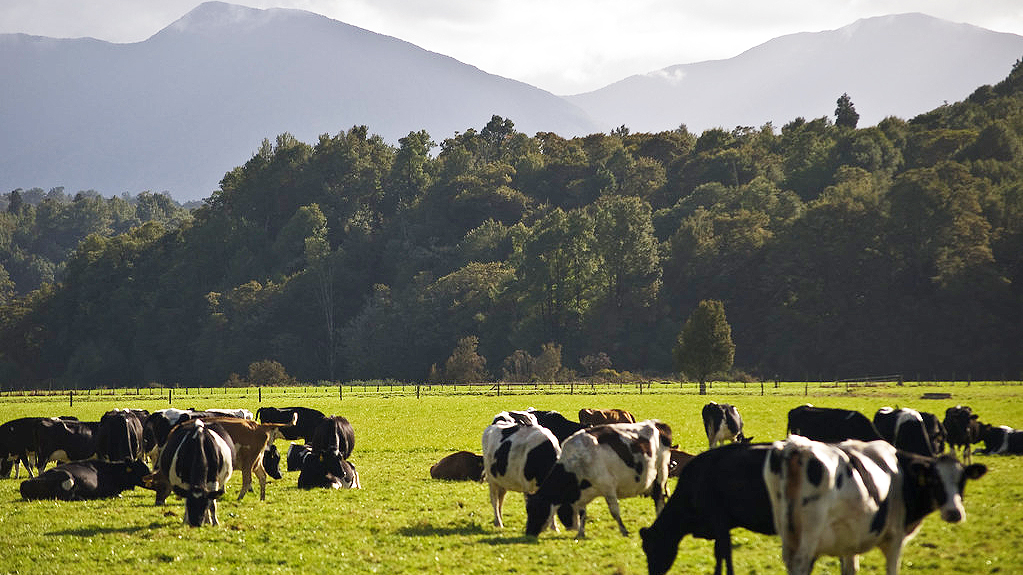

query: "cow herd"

left=1, top=399, right=1018, bottom=574
left=0, top=406, right=360, bottom=526
left=422, top=402, right=1013, bottom=575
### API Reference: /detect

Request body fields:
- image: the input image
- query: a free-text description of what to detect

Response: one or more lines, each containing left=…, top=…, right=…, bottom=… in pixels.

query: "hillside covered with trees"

left=3, top=60, right=1023, bottom=389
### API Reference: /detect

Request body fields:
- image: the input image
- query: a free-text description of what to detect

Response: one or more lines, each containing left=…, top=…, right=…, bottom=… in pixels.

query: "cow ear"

left=965, top=463, right=987, bottom=480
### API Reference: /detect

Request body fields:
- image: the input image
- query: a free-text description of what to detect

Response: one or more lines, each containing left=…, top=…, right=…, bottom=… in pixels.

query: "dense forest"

left=2, top=61, right=1023, bottom=390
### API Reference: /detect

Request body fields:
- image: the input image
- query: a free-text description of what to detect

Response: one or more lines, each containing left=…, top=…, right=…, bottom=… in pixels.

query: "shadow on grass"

left=47, top=524, right=152, bottom=537
left=397, top=520, right=488, bottom=537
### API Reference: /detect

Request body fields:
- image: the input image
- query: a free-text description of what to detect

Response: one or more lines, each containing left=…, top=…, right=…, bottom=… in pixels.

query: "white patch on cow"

left=893, top=408, right=924, bottom=439
left=993, top=425, right=1013, bottom=454
left=206, top=408, right=254, bottom=420
left=61, top=477, right=74, bottom=491
left=48, top=449, right=69, bottom=464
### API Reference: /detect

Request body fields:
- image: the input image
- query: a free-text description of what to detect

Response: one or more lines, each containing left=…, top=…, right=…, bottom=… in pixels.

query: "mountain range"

left=2, top=2, right=1022, bottom=202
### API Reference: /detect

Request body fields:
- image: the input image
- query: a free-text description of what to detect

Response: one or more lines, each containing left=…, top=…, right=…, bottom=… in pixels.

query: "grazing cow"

left=524, top=408, right=587, bottom=443
left=161, top=419, right=234, bottom=527
left=256, top=406, right=326, bottom=442
left=667, top=447, right=696, bottom=478
left=944, top=405, right=982, bottom=463
left=19, top=460, right=152, bottom=501
left=578, top=408, right=636, bottom=426
left=482, top=411, right=561, bottom=528
left=873, top=407, right=934, bottom=456
left=148, top=417, right=285, bottom=503
left=525, top=420, right=672, bottom=538
left=297, top=451, right=361, bottom=489
left=95, top=409, right=145, bottom=462
left=703, top=402, right=750, bottom=448
left=286, top=442, right=312, bottom=472
left=641, top=443, right=777, bottom=575
left=787, top=405, right=882, bottom=443
left=978, top=424, right=1023, bottom=455
left=34, top=419, right=100, bottom=473
left=763, top=435, right=986, bottom=575
left=430, top=450, right=485, bottom=481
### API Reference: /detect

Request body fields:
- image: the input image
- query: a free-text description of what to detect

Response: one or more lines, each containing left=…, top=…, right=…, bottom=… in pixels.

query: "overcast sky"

left=3, top=0, right=1022, bottom=94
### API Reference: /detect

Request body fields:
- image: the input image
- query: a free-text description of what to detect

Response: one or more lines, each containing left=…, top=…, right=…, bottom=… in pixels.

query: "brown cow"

left=667, top=447, right=696, bottom=478
left=578, top=408, right=636, bottom=425
left=430, top=450, right=484, bottom=481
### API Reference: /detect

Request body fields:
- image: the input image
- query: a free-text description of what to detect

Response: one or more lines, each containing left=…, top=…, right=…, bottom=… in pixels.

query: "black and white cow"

left=141, top=408, right=210, bottom=462
left=297, top=451, right=361, bottom=489
left=524, top=420, right=672, bottom=538
left=95, top=409, right=146, bottom=462
left=310, top=415, right=355, bottom=460
left=787, top=405, right=883, bottom=443
left=161, top=419, right=235, bottom=527
left=703, top=402, right=750, bottom=448
left=641, top=443, right=776, bottom=575
left=286, top=442, right=312, bottom=472
left=874, top=407, right=934, bottom=457
left=482, top=411, right=561, bottom=529
left=1, top=417, right=48, bottom=478
left=19, top=459, right=152, bottom=500
left=524, top=408, right=588, bottom=443
left=919, top=411, right=947, bottom=456
left=944, top=405, right=982, bottom=463
left=204, top=408, right=254, bottom=420
left=256, top=406, right=325, bottom=443
left=34, top=418, right=100, bottom=473
left=763, top=435, right=986, bottom=575
left=978, top=424, right=1023, bottom=455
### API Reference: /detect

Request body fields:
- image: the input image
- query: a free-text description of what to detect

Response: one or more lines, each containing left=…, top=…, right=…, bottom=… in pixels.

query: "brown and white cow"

left=763, top=435, right=986, bottom=575
left=578, top=408, right=636, bottom=426
left=525, top=420, right=672, bottom=538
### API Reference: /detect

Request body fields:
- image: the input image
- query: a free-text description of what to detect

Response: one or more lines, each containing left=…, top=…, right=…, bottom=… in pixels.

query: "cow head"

left=524, top=464, right=579, bottom=536
left=640, top=525, right=681, bottom=575
left=913, top=454, right=986, bottom=523
left=263, top=444, right=282, bottom=480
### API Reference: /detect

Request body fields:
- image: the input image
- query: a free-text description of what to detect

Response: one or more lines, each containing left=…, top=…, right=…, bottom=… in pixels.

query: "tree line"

left=2, top=61, right=1023, bottom=389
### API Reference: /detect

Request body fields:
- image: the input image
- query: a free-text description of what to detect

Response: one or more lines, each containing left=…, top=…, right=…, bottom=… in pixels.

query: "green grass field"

left=0, top=382, right=1020, bottom=574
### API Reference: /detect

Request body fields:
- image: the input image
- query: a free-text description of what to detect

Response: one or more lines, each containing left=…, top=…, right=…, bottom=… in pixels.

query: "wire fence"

left=0, top=376, right=1017, bottom=406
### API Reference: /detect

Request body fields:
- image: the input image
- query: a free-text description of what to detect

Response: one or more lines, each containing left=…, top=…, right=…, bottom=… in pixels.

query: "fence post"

left=339, top=385, right=343, bottom=401
left=416, top=384, right=420, bottom=399
left=69, top=390, right=73, bottom=408
left=496, top=382, right=500, bottom=397
left=258, top=387, right=262, bottom=403
left=168, top=388, right=172, bottom=404
left=761, top=381, right=764, bottom=396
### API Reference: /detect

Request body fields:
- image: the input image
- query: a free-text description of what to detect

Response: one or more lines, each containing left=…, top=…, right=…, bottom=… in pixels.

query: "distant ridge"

left=0, top=2, right=600, bottom=202
left=567, top=13, right=1023, bottom=133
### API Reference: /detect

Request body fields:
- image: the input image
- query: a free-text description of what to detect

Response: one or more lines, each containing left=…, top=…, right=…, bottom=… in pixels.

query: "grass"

left=0, top=381, right=1020, bottom=574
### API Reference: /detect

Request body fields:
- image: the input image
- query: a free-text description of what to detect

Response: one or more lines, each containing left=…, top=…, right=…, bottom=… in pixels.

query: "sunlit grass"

left=0, top=382, right=1019, bottom=574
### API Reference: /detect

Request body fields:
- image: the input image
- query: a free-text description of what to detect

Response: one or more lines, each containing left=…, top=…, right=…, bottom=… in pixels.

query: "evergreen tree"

left=673, top=300, right=735, bottom=395
left=835, top=93, right=860, bottom=129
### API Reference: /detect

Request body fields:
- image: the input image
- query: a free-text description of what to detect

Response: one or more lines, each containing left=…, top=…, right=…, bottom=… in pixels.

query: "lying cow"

left=703, top=402, right=750, bottom=448
left=20, top=460, right=152, bottom=501
left=525, top=420, right=672, bottom=538
left=287, top=443, right=312, bottom=472
left=161, top=419, right=234, bottom=527
left=763, top=435, right=986, bottom=575
left=641, top=443, right=776, bottom=575
left=578, top=408, right=636, bottom=425
left=297, top=451, right=361, bottom=489
left=978, top=424, right=1023, bottom=455
left=430, top=450, right=484, bottom=481
left=482, top=411, right=561, bottom=529
left=787, top=405, right=882, bottom=443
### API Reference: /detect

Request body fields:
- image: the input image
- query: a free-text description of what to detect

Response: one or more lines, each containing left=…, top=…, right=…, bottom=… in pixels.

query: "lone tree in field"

left=443, top=336, right=490, bottom=383
left=673, top=300, right=735, bottom=395
left=835, top=92, right=860, bottom=129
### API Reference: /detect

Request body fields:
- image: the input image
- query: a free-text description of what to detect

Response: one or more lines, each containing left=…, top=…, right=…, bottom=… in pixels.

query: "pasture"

left=1, top=382, right=1020, bottom=574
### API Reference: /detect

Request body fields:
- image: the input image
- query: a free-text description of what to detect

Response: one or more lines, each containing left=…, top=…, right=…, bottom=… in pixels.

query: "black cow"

left=786, top=405, right=882, bottom=443
left=702, top=402, right=750, bottom=448
left=297, top=451, right=361, bottom=489
left=310, top=415, right=355, bottom=460
left=20, top=460, right=152, bottom=500
left=35, top=419, right=100, bottom=473
left=95, top=409, right=145, bottom=462
left=640, top=443, right=776, bottom=575
left=873, top=407, right=934, bottom=456
left=161, top=419, right=235, bottom=527
left=944, top=405, right=982, bottom=463
left=978, top=424, right=1023, bottom=455
left=286, top=443, right=312, bottom=472
left=524, top=408, right=588, bottom=443
left=256, top=406, right=325, bottom=442
left=920, top=411, right=947, bottom=455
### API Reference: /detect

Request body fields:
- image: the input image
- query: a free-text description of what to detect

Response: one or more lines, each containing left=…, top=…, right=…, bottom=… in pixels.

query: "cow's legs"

left=237, top=466, right=252, bottom=501
left=208, top=498, right=219, bottom=526
left=712, top=532, right=735, bottom=575
left=489, top=483, right=507, bottom=527
left=839, top=554, right=859, bottom=575
left=605, top=496, right=629, bottom=536
left=256, top=464, right=268, bottom=501
left=574, top=508, right=588, bottom=539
